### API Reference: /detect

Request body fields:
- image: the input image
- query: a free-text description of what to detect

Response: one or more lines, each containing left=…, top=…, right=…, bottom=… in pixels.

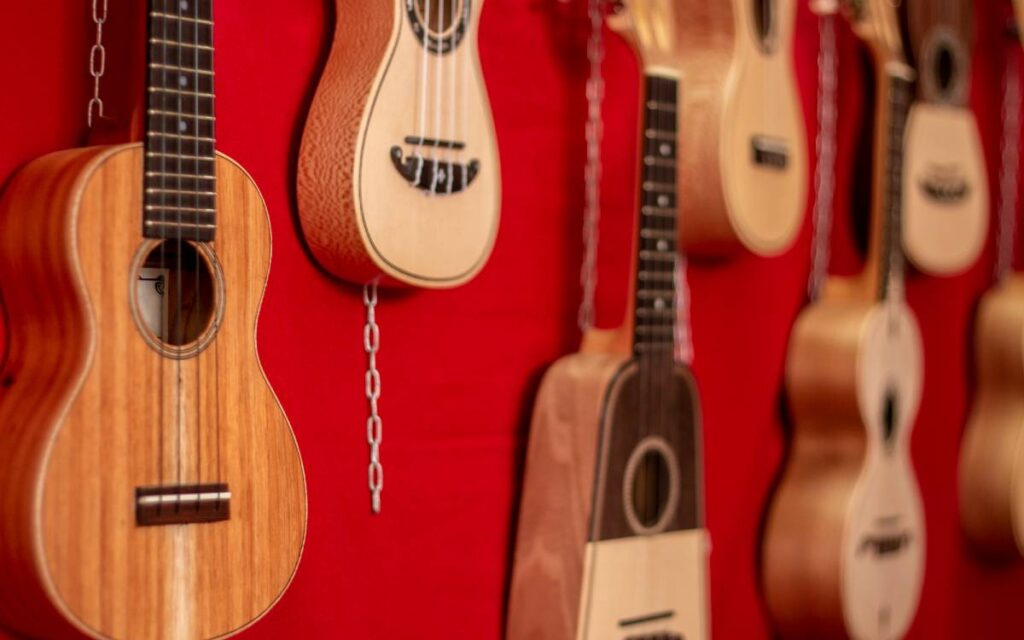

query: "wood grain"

left=296, top=0, right=500, bottom=288
left=0, top=144, right=307, bottom=639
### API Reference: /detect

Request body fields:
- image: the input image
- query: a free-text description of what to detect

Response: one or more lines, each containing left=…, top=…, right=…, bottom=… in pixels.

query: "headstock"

left=605, top=0, right=682, bottom=70
left=840, top=0, right=909, bottom=68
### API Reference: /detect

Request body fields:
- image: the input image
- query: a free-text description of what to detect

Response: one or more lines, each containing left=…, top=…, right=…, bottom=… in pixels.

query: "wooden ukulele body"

left=297, top=0, right=500, bottom=288
left=900, top=0, right=988, bottom=275
left=0, top=145, right=307, bottom=639
left=960, top=276, right=1024, bottom=557
left=763, top=288, right=925, bottom=640
left=506, top=340, right=707, bottom=640
left=676, top=0, right=807, bottom=256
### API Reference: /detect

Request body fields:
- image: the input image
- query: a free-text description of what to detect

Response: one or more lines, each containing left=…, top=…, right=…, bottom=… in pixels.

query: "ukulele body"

left=507, top=348, right=708, bottom=640
left=676, top=0, right=807, bottom=256
left=0, top=145, right=307, bottom=640
left=297, top=0, right=500, bottom=288
left=764, top=294, right=925, bottom=640
left=901, top=0, right=988, bottom=275
left=960, top=276, right=1024, bottom=557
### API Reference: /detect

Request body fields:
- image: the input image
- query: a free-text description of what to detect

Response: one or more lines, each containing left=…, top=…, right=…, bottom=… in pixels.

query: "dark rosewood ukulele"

left=0, top=1, right=306, bottom=638
left=508, top=2, right=707, bottom=638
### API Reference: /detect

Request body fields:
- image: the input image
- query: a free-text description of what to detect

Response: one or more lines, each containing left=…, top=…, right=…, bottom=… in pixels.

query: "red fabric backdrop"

left=2, top=0, right=1024, bottom=637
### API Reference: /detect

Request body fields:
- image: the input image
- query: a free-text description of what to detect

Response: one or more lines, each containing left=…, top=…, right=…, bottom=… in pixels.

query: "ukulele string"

left=191, top=0, right=204, bottom=496
left=432, top=0, right=446, bottom=193
left=174, top=0, right=185, bottom=501
left=809, top=11, right=837, bottom=302
left=446, top=0, right=457, bottom=194
left=156, top=1, right=168, bottom=501
left=996, top=37, right=1021, bottom=283
left=417, top=0, right=433, bottom=181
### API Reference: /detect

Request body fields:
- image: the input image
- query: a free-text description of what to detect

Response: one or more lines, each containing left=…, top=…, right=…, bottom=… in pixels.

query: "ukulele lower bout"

left=0, top=144, right=306, bottom=640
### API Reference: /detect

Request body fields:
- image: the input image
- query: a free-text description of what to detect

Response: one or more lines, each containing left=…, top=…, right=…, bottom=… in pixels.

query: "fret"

left=636, top=307, right=675, bottom=318
left=642, top=181, right=676, bottom=194
left=151, top=0, right=212, bottom=15
left=148, top=86, right=214, bottom=98
left=641, top=205, right=676, bottom=218
left=148, top=131, right=215, bottom=143
left=151, top=11, right=213, bottom=25
left=146, top=187, right=217, bottom=196
left=635, top=325, right=675, bottom=335
left=640, top=228, right=675, bottom=241
left=637, top=289, right=673, bottom=299
left=150, top=62, right=214, bottom=76
left=150, top=38, right=214, bottom=52
left=639, top=250, right=676, bottom=262
left=646, top=100, right=676, bottom=112
left=645, top=129, right=676, bottom=142
left=148, top=109, right=214, bottom=121
left=644, top=156, right=676, bottom=168
left=635, top=341, right=675, bottom=353
left=146, top=151, right=216, bottom=162
left=877, top=73, right=913, bottom=301
left=638, top=271, right=674, bottom=283
left=146, top=171, right=215, bottom=181
left=145, top=205, right=216, bottom=214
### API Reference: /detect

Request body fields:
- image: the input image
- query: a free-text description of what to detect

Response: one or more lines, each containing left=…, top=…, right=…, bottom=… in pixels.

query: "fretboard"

left=877, top=72, right=913, bottom=301
left=633, top=74, right=679, bottom=357
left=143, top=0, right=216, bottom=242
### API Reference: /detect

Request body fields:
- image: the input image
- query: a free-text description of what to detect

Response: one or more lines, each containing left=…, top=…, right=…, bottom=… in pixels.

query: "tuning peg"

left=810, top=0, right=840, bottom=16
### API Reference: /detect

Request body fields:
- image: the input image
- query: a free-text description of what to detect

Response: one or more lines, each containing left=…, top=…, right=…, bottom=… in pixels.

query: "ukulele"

left=296, top=0, right=501, bottom=288
left=507, top=3, right=707, bottom=639
left=762, top=1, right=926, bottom=638
left=959, top=4, right=1024, bottom=559
left=675, top=0, right=808, bottom=256
left=899, top=0, right=989, bottom=275
left=0, top=2, right=307, bottom=638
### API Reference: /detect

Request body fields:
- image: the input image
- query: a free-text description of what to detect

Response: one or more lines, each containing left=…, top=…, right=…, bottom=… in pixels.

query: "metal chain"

left=578, top=0, right=605, bottom=331
left=808, top=11, right=839, bottom=301
left=87, top=0, right=109, bottom=127
left=674, top=257, right=694, bottom=365
left=996, top=45, right=1021, bottom=283
left=363, top=281, right=383, bottom=514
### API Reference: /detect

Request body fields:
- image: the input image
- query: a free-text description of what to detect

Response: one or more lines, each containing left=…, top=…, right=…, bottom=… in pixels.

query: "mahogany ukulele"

left=0, top=2, right=307, bottom=638
left=959, top=3, right=1024, bottom=559
left=297, top=0, right=501, bottom=288
left=899, top=0, right=989, bottom=275
left=675, top=0, right=808, bottom=256
left=762, top=1, right=926, bottom=638
left=507, top=3, right=707, bottom=639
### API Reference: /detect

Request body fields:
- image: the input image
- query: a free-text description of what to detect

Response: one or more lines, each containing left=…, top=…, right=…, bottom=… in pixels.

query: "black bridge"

left=919, top=176, right=969, bottom=203
left=620, top=610, right=681, bottom=640
left=136, top=483, right=231, bottom=526
left=624, top=634, right=683, bottom=640
left=751, top=135, right=789, bottom=170
left=390, top=139, right=480, bottom=195
left=858, top=531, right=910, bottom=557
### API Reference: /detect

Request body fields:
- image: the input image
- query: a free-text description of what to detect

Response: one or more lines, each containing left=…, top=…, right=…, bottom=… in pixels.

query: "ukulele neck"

left=143, top=0, right=217, bottom=242
left=872, top=67, right=914, bottom=303
left=632, top=72, right=680, bottom=359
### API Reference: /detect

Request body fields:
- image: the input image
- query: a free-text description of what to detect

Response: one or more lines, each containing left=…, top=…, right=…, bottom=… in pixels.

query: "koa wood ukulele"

left=899, top=0, right=989, bottom=275
left=959, top=3, right=1024, bottom=559
left=507, top=3, right=707, bottom=639
left=762, top=1, right=926, bottom=638
left=675, top=0, right=808, bottom=256
left=0, top=2, right=307, bottom=638
left=297, top=0, right=500, bottom=287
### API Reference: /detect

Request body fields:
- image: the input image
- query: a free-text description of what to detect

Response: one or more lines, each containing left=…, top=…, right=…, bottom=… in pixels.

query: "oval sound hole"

left=631, top=449, right=671, bottom=528
left=882, top=389, right=898, bottom=445
left=415, top=0, right=461, bottom=36
left=136, top=240, right=215, bottom=347
left=933, top=44, right=956, bottom=95
left=752, top=0, right=774, bottom=48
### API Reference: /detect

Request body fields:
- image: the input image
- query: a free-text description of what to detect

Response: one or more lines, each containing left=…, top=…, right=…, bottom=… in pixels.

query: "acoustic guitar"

left=762, top=1, right=926, bottom=638
left=297, top=0, right=501, bottom=288
left=507, top=3, right=707, bottom=639
left=675, top=0, right=808, bottom=256
left=0, top=2, right=307, bottom=638
left=959, top=3, right=1024, bottom=559
left=899, top=0, right=989, bottom=275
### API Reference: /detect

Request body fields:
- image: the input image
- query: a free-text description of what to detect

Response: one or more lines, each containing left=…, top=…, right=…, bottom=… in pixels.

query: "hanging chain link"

left=996, top=44, right=1021, bottom=283
left=578, top=0, right=605, bottom=331
left=87, top=0, right=109, bottom=127
left=808, top=10, right=839, bottom=301
left=674, top=257, right=694, bottom=365
left=363, top=281, right=383, bottom=514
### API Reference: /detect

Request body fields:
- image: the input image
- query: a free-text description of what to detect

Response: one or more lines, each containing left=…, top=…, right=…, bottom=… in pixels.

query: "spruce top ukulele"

left=675, top=0, right=808, bottom=256
left=762, top=1, right=926, bottom=638
left=959, top=3, right=1024, bottom=559
left=899, top=0, right=989, bottom=275
left=507, top=3, right=707, bottom=639
left=0, top=2, right=307, bottom=638
left=297, top=0, right=501, bottom=288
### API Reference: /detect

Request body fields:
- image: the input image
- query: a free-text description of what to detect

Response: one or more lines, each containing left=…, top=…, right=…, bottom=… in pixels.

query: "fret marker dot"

left=660, top=143, right=671, bottom=156
left=178, top=120, right=188, bottom=133
left=179, top=75, right=188, bottom=87
left=654, top=298, right=666, bottom=310
left=657, top=240, right=668, bottom=251
left=181, top=1, right=189, bottom=9
left=658, top=195, right=669, bottom=207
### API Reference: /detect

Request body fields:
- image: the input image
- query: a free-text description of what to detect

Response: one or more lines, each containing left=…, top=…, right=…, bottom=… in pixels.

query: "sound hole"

left=882, top=389, right=898, bottom=445
left=415, top=0, right=462, bottom=36
left=752, top=0, right=775, bottom=49
left=631, top=449, right=671, bottom=528
left=135, top=240, right=216, bottom=349
left=933, top=43, right=955, bottom=95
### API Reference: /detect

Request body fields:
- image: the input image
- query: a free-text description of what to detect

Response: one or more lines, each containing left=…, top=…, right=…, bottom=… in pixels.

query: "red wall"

left=2, top=0, right=1023, bottom=637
